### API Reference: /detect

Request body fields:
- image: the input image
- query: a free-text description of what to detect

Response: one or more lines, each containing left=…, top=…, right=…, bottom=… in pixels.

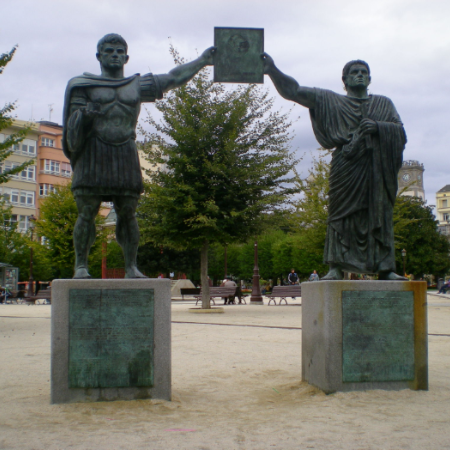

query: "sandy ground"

left=1, top=294, right=450, bottom=450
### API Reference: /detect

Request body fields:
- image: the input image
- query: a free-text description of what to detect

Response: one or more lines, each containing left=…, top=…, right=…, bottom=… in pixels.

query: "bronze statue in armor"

left=63, top=34, right=215, bottom=278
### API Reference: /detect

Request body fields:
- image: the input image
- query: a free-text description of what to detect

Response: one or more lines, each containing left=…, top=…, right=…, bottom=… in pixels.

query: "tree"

left=34, top=183, right=107, bottom=279
left=289, top=150, right=331, bottom=278
left=0, top=199, right=53, bottom=281
left=138, top=46, right=297, bottom=308
left=393, top=195, right=450, bottom=279
left=0, top=46, right=33, bottom=183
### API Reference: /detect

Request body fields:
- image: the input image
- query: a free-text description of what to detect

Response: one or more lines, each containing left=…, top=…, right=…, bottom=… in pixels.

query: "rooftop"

left=438, top=185, right=450, bottom=193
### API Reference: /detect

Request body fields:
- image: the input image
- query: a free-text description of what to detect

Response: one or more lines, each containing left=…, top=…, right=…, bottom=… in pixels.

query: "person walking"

left=309, top=270, right=320, bottom=281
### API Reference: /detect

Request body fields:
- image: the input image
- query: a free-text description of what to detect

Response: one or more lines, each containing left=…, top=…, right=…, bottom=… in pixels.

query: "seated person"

left=438, top=281, right=450, bottom=294
left=221, top=276, right=237, bottom=305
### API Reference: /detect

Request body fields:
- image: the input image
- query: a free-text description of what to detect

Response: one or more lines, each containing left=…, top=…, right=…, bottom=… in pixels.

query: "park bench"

left=180, top=288, right=201, bottom=300
left=194, top=286, right=238, bottom=306
left=266, top=285, right=302, bottom=305
left=25, top=288, right=52, bottom=305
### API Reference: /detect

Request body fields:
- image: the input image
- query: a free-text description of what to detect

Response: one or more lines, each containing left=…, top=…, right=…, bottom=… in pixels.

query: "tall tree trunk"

left=201, top=240, right=210, bottom=309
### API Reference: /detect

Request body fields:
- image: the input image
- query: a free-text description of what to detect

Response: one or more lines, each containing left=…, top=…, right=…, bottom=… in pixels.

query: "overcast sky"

left=1, top=0, right=449, bottom=206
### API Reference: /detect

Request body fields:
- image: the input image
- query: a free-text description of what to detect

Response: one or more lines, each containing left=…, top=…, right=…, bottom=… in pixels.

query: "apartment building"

left=0, top=119, right=39, bottom=232
left=36, top=121, right=71, bottom=216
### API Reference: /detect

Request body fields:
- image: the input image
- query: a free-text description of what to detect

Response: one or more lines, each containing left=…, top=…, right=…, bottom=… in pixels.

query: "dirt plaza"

left=1, top=293, right=450, bottom=450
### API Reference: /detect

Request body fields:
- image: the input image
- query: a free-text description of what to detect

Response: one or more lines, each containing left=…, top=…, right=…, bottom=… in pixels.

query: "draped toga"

left=309, top=89, right=407, bottom=273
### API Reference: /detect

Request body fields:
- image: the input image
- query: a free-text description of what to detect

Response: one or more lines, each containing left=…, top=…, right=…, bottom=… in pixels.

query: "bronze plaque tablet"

left=68, top=289, right=154, bottom=388
left=214, top=27, right=264, bottom=83
left=342, top=291, right=415, bottom=383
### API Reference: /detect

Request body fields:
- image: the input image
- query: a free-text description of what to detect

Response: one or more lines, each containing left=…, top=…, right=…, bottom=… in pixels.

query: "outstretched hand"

left=201, top=46, right=217, bottom=66
left=261, top=52, right=275, bottom=74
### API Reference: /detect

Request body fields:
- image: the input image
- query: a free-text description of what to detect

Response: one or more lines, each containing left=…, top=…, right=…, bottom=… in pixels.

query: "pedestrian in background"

left=309, top=270, right=320, bottom=281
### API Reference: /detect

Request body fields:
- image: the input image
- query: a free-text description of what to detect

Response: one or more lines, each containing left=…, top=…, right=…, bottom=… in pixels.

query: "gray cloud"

left=1, top=0, right=449, bottom=205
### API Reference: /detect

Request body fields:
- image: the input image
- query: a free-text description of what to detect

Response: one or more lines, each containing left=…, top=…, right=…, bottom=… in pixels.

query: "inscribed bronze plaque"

left=68, top=289, right=154, bottom=388
left=214, top=27, right=264, bottom=83
left=342, top=291, right=415, bottom=383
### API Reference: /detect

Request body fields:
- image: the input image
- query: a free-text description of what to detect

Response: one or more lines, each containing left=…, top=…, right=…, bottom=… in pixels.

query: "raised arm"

left=156, top=47, right=216, bottom=93
left=262, top=52, right=316, bottom=109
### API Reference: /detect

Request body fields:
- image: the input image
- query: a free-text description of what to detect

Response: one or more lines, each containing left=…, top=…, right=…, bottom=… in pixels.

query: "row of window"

left=1, top=134, right=58, bottom=152
left=40, top=159, right=72, bottom=177
left=6, top=214, right=32, bottom=232
left=41, top=138, right=55, bottom=147
left=40, top=184, right=56, bottom=196
left=0, top=160, right=73, bottom=181
left=2, top=187, right=35, bottom=207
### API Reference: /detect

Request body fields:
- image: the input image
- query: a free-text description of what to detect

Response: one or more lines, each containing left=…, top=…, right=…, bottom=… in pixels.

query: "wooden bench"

left=25, top=288, right=52, bottom=305
left=194, top=287, right=237, bottom=306
left=266, top=285, right=302, bottom=305
left=180, top=288, right=201, bottom=300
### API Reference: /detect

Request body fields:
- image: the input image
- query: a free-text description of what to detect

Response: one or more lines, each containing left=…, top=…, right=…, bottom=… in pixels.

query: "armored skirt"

left=71, top=137, right=143, bottom=200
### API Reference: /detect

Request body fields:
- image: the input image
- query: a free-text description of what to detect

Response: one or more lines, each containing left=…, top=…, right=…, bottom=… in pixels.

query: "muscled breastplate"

left=87, top=78, right=141, bottom=144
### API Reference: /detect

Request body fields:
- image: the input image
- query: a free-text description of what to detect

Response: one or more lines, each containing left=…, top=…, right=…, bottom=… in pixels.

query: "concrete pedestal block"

left=51, top=279, right=171, bottom=404
left=301, top=281, right=428, bottom=394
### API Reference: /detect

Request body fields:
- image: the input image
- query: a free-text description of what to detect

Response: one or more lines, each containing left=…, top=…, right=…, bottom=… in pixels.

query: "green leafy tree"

left=0, top=46, right=34, bottom=183
left=393, top=195, right=450, bottom=279
left=34, top=183, right=107, bottom=279
left=138, top=46, right=297, bottom=308
left=288, top=151, right=331, bottom=278
left=0, top=199, right=52, bottom=281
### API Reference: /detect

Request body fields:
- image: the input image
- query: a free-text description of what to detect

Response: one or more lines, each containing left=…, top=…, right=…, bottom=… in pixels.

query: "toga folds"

left=309, top=88, right=407, bottom=273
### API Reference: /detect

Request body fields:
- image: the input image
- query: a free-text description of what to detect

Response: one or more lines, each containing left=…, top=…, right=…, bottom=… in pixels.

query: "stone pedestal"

left=301, top=281, right=428, bottom=394
left=51, top=279, right=171, bottom=404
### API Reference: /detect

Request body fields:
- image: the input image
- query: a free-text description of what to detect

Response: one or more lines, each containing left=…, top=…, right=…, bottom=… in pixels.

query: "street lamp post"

left=27, top=215, right=36, bottom=297
left=401, top=248, right=407, bottom=277
left=250, top=240, right=263, bottom=305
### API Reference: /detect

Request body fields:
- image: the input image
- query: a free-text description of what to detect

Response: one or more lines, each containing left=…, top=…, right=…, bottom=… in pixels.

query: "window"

left=40, top=183, right=56, bottom=196
left=42, top=159, right=60, bottom=175
left=4, top=161, right=21, bottom=178
left=443, top=199, right=448, bottom=208
left=10, top=139, right=36, bottom=155
left=19, top=191, right=34, bottom=206
left=41, top=138, right=55, bottom=147
left=61, top=162, right=72, bottom=177
left=3, top=188, right=34, bottom=207
left=21, top=165, right=36, bottom=181
left=10, top=190, right=19, bottom=203
left=18, top=215, right=30, bottom=231
left=444, top=213, right=450, bottom=222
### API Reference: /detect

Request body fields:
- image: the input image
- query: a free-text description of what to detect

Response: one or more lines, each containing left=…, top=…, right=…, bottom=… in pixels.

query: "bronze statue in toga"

left=262, top=54, right=407, bottom=280
left=63, top=34, right=215, bottom=278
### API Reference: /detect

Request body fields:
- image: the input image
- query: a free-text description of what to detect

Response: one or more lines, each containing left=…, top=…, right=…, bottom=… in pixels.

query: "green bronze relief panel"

left=342, top=291, right=415, bottom=383
left=69, top=289, right=154, bottom=389
left=214, top=27, right=264, bottom=83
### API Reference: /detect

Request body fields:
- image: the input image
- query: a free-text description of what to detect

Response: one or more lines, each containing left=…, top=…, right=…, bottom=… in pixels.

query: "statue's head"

left=342, top=60, right=371, bottom=91
left=96, top=33, right=129, bottom=71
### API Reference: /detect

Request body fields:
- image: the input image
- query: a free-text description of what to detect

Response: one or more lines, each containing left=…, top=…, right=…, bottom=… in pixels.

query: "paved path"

left=1, top=295, right=449, bottom=449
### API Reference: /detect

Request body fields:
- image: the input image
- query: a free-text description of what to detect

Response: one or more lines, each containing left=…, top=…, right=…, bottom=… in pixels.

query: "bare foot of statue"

left=321, top=267, right=344, bottom=280
left=125, top=266, right=148, bottom=279
left=378, top=271, right=408, bottom=281
left=73, top=267, right=92, bottom=279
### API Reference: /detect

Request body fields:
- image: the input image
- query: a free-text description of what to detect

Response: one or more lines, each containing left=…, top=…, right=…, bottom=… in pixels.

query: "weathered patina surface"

left=214, top=27, right=264, bottom=83
left=263, top=55, right=407, bottom=280
left=68, top=288, right=154, bottom=388
left=342, top=290, right=414, bottom=382
left=63, top=34, right=215, bottom=279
